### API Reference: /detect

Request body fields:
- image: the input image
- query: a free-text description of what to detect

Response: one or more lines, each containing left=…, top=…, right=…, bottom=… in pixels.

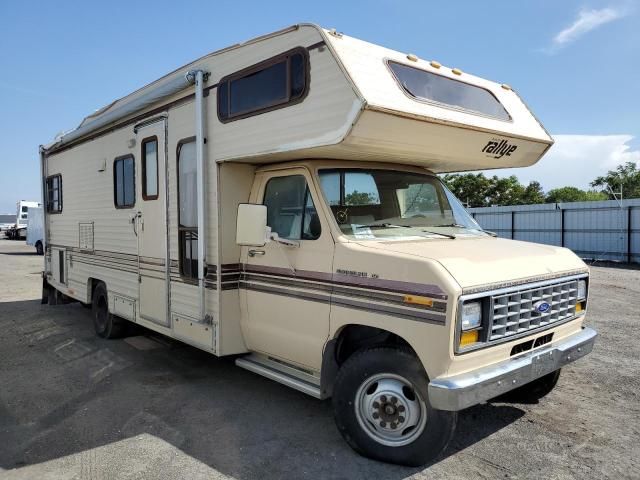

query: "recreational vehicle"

left=6, top=200, right=39, bottom=239
left=40, top=24, right=596, bottom=466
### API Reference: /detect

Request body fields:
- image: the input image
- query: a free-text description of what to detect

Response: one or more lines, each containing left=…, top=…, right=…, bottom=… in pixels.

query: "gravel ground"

left=0, top=239, right=638, bottom=479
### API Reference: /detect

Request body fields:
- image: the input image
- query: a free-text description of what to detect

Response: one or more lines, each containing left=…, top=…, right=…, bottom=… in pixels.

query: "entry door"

left=242, top=169, right=334, bottom=371
left=136, top=119, right=168, bottom=326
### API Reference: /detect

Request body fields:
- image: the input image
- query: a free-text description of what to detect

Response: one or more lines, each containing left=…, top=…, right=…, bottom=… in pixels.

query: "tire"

left=35, top=241, right=44, bottom=255
left=496, top=369, right=561, bottom=403
left=332, top=346, right=457, bottom=466
left=91, top=283, right=126, bottom=339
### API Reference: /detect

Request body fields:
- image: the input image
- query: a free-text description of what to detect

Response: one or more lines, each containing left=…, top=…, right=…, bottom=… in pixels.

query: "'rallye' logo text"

left=482, top=138, right=518, bottom=159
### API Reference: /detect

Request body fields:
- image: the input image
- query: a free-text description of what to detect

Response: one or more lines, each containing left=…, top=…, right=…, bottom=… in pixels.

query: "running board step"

left=235, top=354, right=322, bottom=399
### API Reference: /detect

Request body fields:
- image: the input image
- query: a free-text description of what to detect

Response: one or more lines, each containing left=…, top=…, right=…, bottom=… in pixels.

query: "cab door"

left=241, top=169, right=334, bottom=370
left=135, top=119, right=169, bottom=326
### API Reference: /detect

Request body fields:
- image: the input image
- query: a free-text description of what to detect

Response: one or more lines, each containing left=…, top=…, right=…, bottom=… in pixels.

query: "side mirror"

left=236, top=203, right=268, bottom=247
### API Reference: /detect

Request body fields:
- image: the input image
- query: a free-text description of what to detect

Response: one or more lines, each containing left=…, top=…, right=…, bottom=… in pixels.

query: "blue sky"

left=0, top=1, right=638, bottom=212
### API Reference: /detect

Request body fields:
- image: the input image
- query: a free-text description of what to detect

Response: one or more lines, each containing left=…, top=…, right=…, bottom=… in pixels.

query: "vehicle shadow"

left=0, top=299, right=525, bottom=479
left=0, top=251, right=38, bottom=256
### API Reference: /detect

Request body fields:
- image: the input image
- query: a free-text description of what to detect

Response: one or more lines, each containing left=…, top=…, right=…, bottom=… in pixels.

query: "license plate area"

left=531, top=349, right=557, bottom=378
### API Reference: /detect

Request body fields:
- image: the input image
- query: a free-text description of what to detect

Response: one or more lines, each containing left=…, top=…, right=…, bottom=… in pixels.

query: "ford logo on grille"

left=534, top=301, right=551, bottom=313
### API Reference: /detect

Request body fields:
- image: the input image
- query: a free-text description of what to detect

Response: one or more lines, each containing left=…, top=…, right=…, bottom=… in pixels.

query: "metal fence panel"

left=469, top=199, right=640, bottom=264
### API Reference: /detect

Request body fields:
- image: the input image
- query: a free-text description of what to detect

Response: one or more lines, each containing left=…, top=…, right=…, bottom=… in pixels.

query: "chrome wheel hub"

left=355, top=373, right=427, bottom=447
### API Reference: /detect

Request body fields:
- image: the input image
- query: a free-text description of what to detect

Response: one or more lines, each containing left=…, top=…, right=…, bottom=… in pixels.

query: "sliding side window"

left=113, top=155, right=135, bottom=208
left=177, top=139, right=198, bottom=278
left=46, top=174, right=63, bottom=213
left=218, top=48, right=308, bottom=123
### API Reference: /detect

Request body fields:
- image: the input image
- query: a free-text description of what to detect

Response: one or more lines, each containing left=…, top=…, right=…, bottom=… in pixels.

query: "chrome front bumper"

left=428, top=327, right=597, bottom=411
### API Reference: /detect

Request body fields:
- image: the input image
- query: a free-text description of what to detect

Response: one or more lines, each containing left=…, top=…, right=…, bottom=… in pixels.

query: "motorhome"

left=6, top=200, right=39, bottom=239
left=26, top=206, right=45, bottom=254
left=40, top=24, right=596, bottom=466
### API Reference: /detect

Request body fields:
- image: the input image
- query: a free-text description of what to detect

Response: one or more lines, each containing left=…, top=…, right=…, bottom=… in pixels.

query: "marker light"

left=406, top=53, right=418, bottom=62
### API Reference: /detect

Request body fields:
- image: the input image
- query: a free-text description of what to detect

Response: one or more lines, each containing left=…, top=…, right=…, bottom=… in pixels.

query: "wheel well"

left=88, top=278, right=105, bottom=303
left=334, top=325, right=413, bottom=365
left=320, top=324, right=416, bottom=399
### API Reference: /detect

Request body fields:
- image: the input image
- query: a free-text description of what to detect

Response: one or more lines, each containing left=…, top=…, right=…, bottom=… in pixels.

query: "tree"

left=441, top=173, right=492, bottom=207
left=522, top=181, right=546, bottom=205
left=591, top=161, right=640, bottom=199
left=487, top=175, right=526, bottom=206
left=545, top=187, right=607, bottom=203
left=345, top=190, right=377, bottom=205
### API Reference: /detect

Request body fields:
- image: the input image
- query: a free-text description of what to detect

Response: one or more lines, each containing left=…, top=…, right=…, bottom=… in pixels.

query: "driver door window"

left=263, top=175, right=321, bottom=240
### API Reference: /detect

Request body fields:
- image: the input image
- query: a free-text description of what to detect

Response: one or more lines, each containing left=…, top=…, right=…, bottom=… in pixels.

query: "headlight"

left=461, top=301, right=482, bottom=330
left=577, top=280, right=587, bottom=301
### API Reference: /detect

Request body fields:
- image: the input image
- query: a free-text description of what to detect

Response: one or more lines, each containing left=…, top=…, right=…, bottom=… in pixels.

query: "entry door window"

left=263, top=175, right=321, bottom=241
left=177, top=139, right=198, bottom=278
left=142, top=137, right=159, bottom=200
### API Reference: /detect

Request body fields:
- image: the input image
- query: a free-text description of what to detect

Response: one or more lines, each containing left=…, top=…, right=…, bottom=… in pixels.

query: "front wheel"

left=332, top=347, right=457, bottom=466
left=35, top=241, right=44, bottom=255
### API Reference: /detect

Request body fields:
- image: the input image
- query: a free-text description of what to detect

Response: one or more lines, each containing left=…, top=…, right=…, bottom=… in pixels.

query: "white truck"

left=26, top=206, right=45, bottom=255
left=40, top=24, right=596, bottom=466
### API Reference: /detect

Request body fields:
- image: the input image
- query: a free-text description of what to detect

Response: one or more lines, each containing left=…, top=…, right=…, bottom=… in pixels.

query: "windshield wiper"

left=421, top=230, right=456, bottom=239
left=355, top=223, right=410, bottom=229
left=433, top=223, right=497, bottom=237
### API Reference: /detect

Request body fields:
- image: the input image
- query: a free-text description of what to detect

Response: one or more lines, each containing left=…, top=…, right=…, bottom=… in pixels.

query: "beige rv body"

left=41, top=24, right=594, bottom=415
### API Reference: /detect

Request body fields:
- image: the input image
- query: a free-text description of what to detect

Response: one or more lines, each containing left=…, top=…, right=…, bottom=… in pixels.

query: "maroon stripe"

left=240, top=264, right=447, bottom=300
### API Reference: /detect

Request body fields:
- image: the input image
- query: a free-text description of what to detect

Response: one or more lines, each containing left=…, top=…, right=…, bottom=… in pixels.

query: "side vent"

left=79, top=222, right=94, bottom=251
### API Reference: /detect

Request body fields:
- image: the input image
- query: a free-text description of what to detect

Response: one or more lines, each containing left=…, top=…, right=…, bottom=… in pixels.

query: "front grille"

left=489, top=279, right=579, bottom=341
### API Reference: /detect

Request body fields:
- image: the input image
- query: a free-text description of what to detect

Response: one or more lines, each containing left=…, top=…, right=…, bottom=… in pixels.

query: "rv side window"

left=21, top=206, right=28, bottom=213
left=177, top=139, right=198, bottom=278
left=263, top=175, right=321, bottom=241
left=113, top=156, right=135, bottom=208
left=46, top=175, right=63, bottom=213
left=218, top=48, right=308, bottom=123
left=142, top=137, right=159, bottom=200
left=387, top=61, right=511, bottom=121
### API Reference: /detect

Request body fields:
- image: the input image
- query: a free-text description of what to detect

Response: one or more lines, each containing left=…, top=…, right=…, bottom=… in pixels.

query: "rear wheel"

left=35, top=241, right=44, bottom=255
left=332, top=346, right=456, bottom=466
left=92, top=283, right=126, bottom=339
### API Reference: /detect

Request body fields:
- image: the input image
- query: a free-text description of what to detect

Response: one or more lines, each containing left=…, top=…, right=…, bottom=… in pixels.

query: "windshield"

left=318, top=168, right=485, bottom=240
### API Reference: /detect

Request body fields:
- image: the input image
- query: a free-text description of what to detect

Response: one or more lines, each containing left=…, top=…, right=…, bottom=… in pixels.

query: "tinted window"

left=177, top=140, right=198, bottom=278
left=46, top=175, right=62, bottom=213
left=263, top=176, right=320, bottom=240
left=142, top=138, right=158, bottom=200
left=218, top=49, right=308, bottom=122
left=21, top=206, right=28, bottom=212
left=114, top=156, right=135, bottom=208
left=388, top=61, right=510, bottom=121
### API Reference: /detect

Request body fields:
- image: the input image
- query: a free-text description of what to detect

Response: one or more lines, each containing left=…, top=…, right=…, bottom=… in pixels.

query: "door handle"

left=248, top=249, right=266, bottom=257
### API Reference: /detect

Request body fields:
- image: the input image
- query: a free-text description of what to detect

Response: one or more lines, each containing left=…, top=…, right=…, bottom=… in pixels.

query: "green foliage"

left=441, top=162, right=639, bottom=207
left=591, top=162, right=640, bottom=199
left=545, top=187, right=607, bottom=203
left=344, top=190, right=378, bottom=205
